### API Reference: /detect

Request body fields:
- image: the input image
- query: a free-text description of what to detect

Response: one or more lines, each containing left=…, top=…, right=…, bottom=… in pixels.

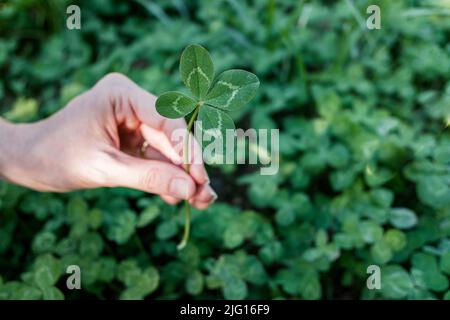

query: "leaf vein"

left=171, top=96, right=182, bottom=114
left=216, top=81, right=240, bottom=109
left=187, top=67, right=211, bottom=91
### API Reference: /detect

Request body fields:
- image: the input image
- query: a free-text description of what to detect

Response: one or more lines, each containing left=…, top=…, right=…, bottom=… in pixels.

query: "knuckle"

left=83, top=150, right=119, bottom=188
left=77, top=161, right=109, bottom=188
left=96, top=73, right=133, bottom=94
left=140, top=168, right=161, bottom=191
left=102, top=72, right=129, bottom=84
left=94, top=73, right=134, bottom=105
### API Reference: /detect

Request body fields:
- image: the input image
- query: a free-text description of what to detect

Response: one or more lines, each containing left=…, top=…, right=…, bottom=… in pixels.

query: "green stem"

left=177, top=200, right=191, bottom=250
left=177, top=104, right=200, bottom=250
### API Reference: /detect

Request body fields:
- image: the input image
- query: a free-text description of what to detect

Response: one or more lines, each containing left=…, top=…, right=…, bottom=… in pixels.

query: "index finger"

left=125, top=77, right=210, bottom=185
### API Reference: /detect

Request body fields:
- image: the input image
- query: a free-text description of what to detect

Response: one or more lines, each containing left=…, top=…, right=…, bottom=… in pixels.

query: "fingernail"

left=207, top=185, right=218, bottom=203
left=170, top=178, right=190, bottom=199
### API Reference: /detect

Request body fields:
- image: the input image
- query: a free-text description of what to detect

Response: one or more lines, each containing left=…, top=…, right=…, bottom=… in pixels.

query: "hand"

left=0, top=73, right=217, bottom=209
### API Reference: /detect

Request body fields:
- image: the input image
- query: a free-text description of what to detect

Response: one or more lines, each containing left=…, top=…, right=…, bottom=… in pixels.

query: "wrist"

left=0, top=118, right=34, bottom=185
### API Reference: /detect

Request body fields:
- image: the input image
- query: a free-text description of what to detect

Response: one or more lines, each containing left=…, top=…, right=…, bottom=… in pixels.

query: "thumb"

left=106, top=151, right=197, bottom=199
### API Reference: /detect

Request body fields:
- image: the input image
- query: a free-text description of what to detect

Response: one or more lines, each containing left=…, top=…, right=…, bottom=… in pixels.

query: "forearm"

left=0, top=118, right=17, bottom=180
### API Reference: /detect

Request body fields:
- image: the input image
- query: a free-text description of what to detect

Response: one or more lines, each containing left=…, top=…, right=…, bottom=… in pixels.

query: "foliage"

left=1, top=0, right=450, bottom=300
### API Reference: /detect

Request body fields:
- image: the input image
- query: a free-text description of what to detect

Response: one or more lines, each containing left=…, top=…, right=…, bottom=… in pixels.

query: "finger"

left=143, top=145, right=170, bottom=162
left=161, top=194, right=182, bottom=205
left=106, top=150, right=196, bottom=200
left=186, top=131, right=210, bottom=185
left=139, top=137, right=213, bottom=207
left=191, top=201, right=211, bottom=210
left=189, top=183, right=217, bottom=204
left=140, top=124, right=182, bottom=165
left=144, top=131, right=210, bottom=185
left=162, top=184, right=216, bottom=207
left=189, top=183, right=217, bottom=210
left=119, top=76, right=210, bottom=184
left=154, top=115, right=210, bottom=185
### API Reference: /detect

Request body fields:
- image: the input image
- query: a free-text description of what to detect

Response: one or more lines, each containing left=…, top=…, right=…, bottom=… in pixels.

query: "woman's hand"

left=0, top=73, right=216, bottom=209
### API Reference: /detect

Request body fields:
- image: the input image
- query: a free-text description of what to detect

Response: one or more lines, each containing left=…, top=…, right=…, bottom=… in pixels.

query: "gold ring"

left=140, top=141, right=149, bottom=157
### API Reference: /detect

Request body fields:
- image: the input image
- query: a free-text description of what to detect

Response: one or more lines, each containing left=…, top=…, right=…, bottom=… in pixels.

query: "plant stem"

left=177, top=199, right=191, bottom=250
left=177, top=104, right=200, bottom=250
left=183, top=105, right=200, bottom=172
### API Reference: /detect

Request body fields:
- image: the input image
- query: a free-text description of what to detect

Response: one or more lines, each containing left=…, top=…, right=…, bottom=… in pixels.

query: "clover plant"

left=155, top=44, right=259, bottom=249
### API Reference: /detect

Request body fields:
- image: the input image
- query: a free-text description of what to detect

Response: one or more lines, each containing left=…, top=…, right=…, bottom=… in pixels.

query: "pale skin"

left=0, top=73, right=217, bottom=209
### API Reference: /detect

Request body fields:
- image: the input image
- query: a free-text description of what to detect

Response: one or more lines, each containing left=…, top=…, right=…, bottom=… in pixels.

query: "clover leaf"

left=155, top=44, right=259, bottom=249
left=180, top=44, right=214, bottom=99
left=156, top=91, right=197, bottom=119
left=198, top=104, right=235, bottom=149
left=205, top=69, right=260, bottom=111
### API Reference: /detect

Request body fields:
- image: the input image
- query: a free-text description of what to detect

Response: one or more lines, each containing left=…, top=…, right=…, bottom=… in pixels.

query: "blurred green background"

left=1, top=0, right=450, bottom=299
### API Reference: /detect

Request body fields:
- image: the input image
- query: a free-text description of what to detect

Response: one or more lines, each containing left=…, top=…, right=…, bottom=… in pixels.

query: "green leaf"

left=371, top=240, right=393, bottom=264
left=425, top=271, right=449, bottom=292
left=381, top=265, right=413, bottom=299
left=88, top=208, right=102, bottom=229
left=186, top=271, right=204, bottom=296
left=198, top=104, right=235, bottom=133
left=137, top=206, right=160, bottom=228
left=97, top=257, right=116, bottom=283
left=364, top=164, right=394, bottom=187
left=417, top=176, right=450, bottom=209
left=42, top=286, right=64, bottom=300
left=120, top=287, right=145, bottom=300
left=370, top=188, right=394, bottom=208
left=300, top=272, right=322, bottom=299
left=105, top=210, right=137, bottom=244
left=315, top=229, right=328, bottom=248
left=223, top=223, right=244, bottom=249
left=275, top=269, right=301, bottom=295
left=34, top=266, right=58, bottom=289
left=32, top=231, right=56, bottom=254
left=13, top=284, right=42, bottom=300
left=412, top=252, right=449, bottom=292
left=242, top=256, right=267, bottom=285
left=136, top=267, right=159, bottom=296
left=180, top=44, right=214, bottom=99
left=440, top=252, right=450, bottom=275
left=259, top=242, right=283, bottom=264
left=383, top=229, right=407, bottom=251
left=389, top=208, right=418, bottom=229
left=360, top=221, right=383, bottom=244
left=275, top=205, right=296, bottom=226
left=156, top=219, right=178, bottom=240
left=198, top=105, right=235, bottom=154
left=205, top=69, right=259, bottom=111
left=155, top=91, right=197, bottom=119
left=117, top=260, right=141, bottom=287
left=413, top=252, right=438, bottom=271
left=4, top=97, right=38, bottom=122
left=327, top=144, right=350, bottom=168
left=222, top=276, right=247, bottom=300
left=79, top=233, right=103, bottom=258
left=33, top=254, right=62, bottom=280
left=444, top=291, right=450, bottom=300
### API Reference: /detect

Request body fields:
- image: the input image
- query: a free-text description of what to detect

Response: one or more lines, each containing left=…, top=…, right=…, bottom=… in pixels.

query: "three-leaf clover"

left=155, top=44, right=259, bottom=249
